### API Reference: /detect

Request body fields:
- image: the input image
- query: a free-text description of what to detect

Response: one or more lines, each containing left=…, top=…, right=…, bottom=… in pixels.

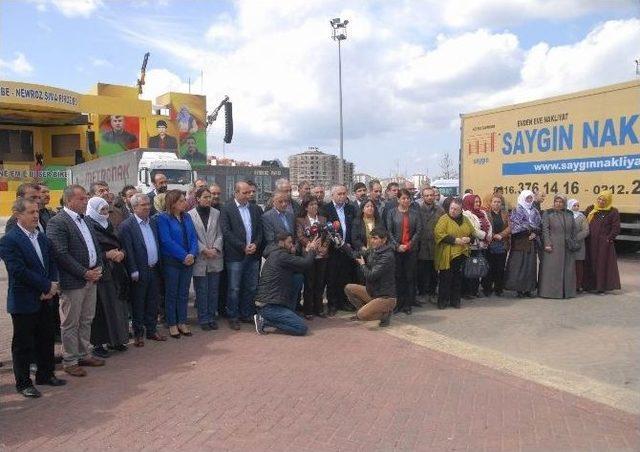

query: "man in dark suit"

left=352, top=182, right=368, bottom=216
left=148, top=120, right=178, bottom=149
left=262, top=190, right=302, bottom=309
left=46, top=185, right=105, bottom=377
left=321, top=184, right=356, bottom=315
left=0, top=198, right=66, bottom=398
left=220, top=181, right=263, bottom=330
left=148, top=172, right=168, bottom=216
left=118, top=193, right=166, bottom=347
left=38, top=183, right=56, bottom=229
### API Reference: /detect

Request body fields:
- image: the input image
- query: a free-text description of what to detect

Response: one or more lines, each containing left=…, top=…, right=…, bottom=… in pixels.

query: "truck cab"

left=137, top=151, right=193, bottom=193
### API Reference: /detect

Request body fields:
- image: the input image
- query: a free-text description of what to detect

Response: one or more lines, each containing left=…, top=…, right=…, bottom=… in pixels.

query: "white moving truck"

left=67, top=148, right=194, bottom=194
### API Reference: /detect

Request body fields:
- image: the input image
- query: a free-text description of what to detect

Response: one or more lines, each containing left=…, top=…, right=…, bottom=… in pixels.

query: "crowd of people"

left=0, top=176, right=622, bottom=398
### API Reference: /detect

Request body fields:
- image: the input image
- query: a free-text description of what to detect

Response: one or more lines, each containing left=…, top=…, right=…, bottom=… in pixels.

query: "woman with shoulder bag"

left=434, top=198, right=474, bottom=309
left=461, top=194, right=492, bottom=298
left=481, top=193, right=510, bottom=296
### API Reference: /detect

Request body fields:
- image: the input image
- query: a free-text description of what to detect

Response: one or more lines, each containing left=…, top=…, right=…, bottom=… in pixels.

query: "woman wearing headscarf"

left=461, top=194, right=492, bottom=298
left=567, top=199, right=589, bottom=292
left=505, top=190, right=541, bottom=297
left=85, top=197, right=130, bottom=357
left=481, top=193, right=510, bottom=296
left=538, top=195, right=577, bottom=299
left=434, top=198, right=474, bottom=309
left=583, top=191, right=621, bottom=293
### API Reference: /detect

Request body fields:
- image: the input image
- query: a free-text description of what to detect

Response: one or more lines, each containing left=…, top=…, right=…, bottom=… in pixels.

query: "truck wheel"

left=615, top=241, right=640, bottom=254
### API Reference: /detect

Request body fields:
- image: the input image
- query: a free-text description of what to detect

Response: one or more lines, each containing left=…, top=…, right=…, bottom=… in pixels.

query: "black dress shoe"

left=209, top=320, right=219, bottom=330
left=92, top=346, right=110, bottom=359
left=403, top=307, right=412, bottom=315
left=379, top=313, right=391, bottom=327
left=412, top=301, right=424, bottom=307
left=19, top=386, right=42, bottom=398
left=36, top=376, right=67, bottom=386
left=239, top=317, right=253, bottom=324
left=229, top=320, right=241, bottom=330
left=108, top=344, right=128, bottom=352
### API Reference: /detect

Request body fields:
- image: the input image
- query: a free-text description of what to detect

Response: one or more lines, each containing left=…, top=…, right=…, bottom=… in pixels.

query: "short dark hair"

left=195, top=186, right=210, bottom=199
left=246, top=180, right=257, bottom=188
left=120, top=185, right=136, bottom=197
left=353, top=182, right=366, bottom=192
left=156, top=119, right=168, bottom=127
left=12, top=198, right=37, bottom=214
left=398, top=188, right=412, bottom=199
left=369, top=227, right=388, bottom=240
left=298, top=195, right=318, bottom=218
left=276, top=232, right=292, bottom=242
left=62, top=184, right=86, bottom=204
left=152, top=172, right=166, bottom=184
left=89, top=181, right=108, bottom=195
left=164, top=189, right=185, bottom=214
left=386, top=182, right=399, bottom=191
left=368, top=179, right=381, bottom=190
left=298, top=180, right=310, bottom=190
left=16, top=182, right=41, bottom=199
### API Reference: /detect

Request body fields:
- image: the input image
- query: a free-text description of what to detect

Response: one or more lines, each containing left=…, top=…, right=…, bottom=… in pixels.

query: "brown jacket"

left=295, top=216, right=330, bottom=258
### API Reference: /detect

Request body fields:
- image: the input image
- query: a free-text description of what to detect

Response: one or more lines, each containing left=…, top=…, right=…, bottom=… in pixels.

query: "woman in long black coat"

left=86, top=197, right=130, bottom=357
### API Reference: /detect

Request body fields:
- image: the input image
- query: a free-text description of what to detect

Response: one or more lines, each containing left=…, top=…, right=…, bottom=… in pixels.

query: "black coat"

left=351, top=216, right=383, bottom=251
left=321, top=201, right=356, bottom=246
left=255, top=244, right=315, bottom=307
left=361, top=244, right=396, bottom=298
left=220, top=200, right=264, bottom=262
left=385, top=207, right=423, bottom=252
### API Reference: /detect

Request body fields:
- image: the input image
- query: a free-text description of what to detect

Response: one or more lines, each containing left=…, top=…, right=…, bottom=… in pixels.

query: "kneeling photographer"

left=344, top=227, right=397, bottom=327
left=254, top=232, right=320, bottom=336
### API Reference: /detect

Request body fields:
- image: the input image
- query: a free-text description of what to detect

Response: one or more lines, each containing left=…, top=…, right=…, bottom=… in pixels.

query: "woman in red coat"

left=583, top=191, right=621, bottom=294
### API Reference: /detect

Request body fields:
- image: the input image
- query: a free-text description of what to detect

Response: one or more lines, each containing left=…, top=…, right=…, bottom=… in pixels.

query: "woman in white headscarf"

left=567, top=199, right=589, bottom=292
left=504, top=190, right=542, bottom=297
left=85, top=197, right=130, bottom=357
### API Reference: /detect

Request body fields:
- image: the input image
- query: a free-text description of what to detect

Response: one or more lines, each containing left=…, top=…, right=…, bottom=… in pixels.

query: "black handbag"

left=562, top=214, right=581, bottom=252
left=463, top=252, right=489, bottom=279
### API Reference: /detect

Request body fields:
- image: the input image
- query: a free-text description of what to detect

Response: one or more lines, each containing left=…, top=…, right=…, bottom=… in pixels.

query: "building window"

left=0, top=129, right=33, bottom=162
left=51, top=134, right=81, bottom=158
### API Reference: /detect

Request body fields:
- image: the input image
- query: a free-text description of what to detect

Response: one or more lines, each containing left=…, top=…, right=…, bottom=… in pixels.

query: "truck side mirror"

left=139, top=168, right=149, bottom=186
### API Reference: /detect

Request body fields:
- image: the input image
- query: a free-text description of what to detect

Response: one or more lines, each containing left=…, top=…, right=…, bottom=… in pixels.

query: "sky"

left=1, top=0, right=639, bottom=179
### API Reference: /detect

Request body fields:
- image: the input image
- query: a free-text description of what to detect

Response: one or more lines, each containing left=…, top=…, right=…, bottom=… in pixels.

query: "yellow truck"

left=460, top=80, right=640, bottom=252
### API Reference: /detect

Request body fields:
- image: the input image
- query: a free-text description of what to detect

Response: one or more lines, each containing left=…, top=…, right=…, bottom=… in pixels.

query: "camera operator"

left=253, top=233, right=321, bottom=336
left=344, top=227, right=396, bottom=327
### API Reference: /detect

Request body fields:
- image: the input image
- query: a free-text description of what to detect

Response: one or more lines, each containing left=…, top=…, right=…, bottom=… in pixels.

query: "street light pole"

left=330, top=17, right=348, bottom=186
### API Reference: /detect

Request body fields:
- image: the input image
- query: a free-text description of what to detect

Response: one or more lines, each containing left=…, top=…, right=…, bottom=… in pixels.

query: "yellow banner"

left=0, top=80, right=82, bottom=112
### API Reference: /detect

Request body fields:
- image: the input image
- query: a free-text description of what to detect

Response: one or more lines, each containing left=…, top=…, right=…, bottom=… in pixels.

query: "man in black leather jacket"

left=254, top=233, right=320, bottom=336
left=344, top=227, right=397, bottom=327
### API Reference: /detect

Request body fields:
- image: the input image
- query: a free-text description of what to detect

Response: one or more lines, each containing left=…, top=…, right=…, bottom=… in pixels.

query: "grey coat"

left=418, top=203, right=445, bottom=260
left=187, top=207, right=224, bottom=276
left=539, top=209, right=577, bottom=299
left=46, top=209, right=104, bottom=290
left=573, top=212, right=589, bottom=261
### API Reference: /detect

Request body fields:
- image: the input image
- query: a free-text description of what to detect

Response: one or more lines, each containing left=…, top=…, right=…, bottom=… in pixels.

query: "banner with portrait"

left=98, top=115, right=139, bottom=156
left=169, top=93, right=207, bottom=167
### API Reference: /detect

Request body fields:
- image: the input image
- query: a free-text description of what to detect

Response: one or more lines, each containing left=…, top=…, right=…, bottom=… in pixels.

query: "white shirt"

left=235, top=199, right=252, bottom=245
left=63, top=207, right=98, bottom=267
left=17, top=223, right=44, bottom=267
left=333, top=202, right=347, bottom=241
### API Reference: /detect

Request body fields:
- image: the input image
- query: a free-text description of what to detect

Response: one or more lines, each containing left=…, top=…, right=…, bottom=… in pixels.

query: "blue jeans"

left=289, top=272, right=304, bottom=310
left=260, top=304, right=308, bottom=336
left=226, top=257, right=259, bottom=320
left=194, top=271, right=220, bottom=325
left=163, top=264, right=193, bottom=326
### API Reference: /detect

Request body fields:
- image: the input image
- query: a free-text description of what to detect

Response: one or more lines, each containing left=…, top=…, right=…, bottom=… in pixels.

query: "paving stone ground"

left=0, top=256, right=638, bottom=451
